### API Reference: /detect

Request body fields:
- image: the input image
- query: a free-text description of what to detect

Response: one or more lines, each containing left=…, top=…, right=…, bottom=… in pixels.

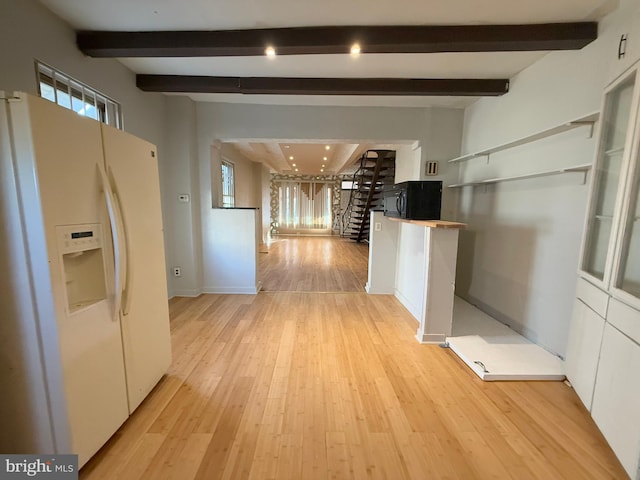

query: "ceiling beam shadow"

left=78, top=23, right=597, bottom=57
left=136, top=75, right=509, bottom=96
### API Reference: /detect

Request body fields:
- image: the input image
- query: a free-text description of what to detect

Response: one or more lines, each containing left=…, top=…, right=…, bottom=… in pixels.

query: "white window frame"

left=221, top=159, right=235, bottom=208
left=35, top=61, right=123, bottom=129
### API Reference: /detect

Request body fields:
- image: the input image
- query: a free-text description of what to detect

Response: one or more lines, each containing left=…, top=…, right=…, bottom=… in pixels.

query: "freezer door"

left=10, top=94, right=129, bottom=466
left=1, top=95, right=71, bottom=455
left=101, top=123, right=172, bottom=413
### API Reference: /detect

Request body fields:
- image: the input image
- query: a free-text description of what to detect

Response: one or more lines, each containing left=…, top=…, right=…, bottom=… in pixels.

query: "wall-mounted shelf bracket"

left=569, top=119, right=596, bottom=138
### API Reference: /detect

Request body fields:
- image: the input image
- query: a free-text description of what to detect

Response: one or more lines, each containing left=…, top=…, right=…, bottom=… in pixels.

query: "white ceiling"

left=38, top=0, right=616, bottom=172
left=39, top=0, right=612, bottom=31
left=228, top=142, right=366, bottom=175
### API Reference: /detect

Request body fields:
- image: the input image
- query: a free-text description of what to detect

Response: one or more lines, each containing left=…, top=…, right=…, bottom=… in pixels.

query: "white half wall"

left=203, top=208, right=260, bottom=294
left=366, top=211, right=399, bottom=294
left=395, top=222, right=427, bottom=321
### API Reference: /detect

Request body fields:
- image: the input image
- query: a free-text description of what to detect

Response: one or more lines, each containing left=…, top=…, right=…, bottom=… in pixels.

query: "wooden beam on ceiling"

left=136, top=75, right=509, bottom=96
left=78, top=23, right=597, bottom=57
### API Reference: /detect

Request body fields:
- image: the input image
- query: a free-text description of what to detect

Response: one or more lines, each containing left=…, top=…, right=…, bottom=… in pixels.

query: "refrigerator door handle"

left=98, top=162, right=124, bottom=322
left=108, top=168, right=132, bottom=317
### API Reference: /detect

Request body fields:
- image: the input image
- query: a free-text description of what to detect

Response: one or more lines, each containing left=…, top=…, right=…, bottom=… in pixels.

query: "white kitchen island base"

left=447, top=297, right=565, bottom=381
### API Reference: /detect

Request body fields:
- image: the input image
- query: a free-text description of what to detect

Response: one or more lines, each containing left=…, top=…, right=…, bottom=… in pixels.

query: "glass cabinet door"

left=615, top=147, right=640, bottom=299
left=582, top=74, right=636, bottom=281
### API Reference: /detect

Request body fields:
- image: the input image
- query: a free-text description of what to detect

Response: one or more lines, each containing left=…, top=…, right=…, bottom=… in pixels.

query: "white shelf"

left=448, top=163, right=592, bottom=188
left=448, top=112, right=600, bottom=164
left=448, top=297, right=565, bottom=381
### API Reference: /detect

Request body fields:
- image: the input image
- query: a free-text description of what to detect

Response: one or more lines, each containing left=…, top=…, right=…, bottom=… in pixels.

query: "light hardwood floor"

left=259, top=236, right=369, bottom=292
left=79, top=237, right=628, bottom=479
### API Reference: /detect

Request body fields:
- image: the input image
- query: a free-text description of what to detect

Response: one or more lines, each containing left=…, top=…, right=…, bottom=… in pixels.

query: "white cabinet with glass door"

left=566, top=60, right=640, bottom=479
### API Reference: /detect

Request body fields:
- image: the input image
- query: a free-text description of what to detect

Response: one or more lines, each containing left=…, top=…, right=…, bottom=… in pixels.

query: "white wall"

left=454, top=0, right=636, bottom=357
left=260, top=164, right=272, bottom=243
left=0, top=0, right=165, bottom=146
left=394, top=144, right=422, bottom=184
left=424, top=107, right=464, bottom=219
left=163, top=97, right=202, bottom=297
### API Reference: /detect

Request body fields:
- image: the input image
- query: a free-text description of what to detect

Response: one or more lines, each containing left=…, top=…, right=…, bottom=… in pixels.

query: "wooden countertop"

left=387, top=217, right=467, bottom=229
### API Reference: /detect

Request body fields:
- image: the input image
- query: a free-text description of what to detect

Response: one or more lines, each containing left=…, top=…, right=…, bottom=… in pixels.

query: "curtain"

left=278, top=181, right=332, bottom=230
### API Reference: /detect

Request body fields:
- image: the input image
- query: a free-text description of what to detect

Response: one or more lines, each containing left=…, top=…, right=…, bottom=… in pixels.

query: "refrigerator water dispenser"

left=56, top=224, right=107, bottom=313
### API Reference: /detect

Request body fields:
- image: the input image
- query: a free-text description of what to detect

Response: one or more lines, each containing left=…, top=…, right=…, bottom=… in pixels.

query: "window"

left=221, top=160, right=235, bottom=207
left=277, top=181, right=332, bottom=231
left=35, top=61, right=122, bottom=129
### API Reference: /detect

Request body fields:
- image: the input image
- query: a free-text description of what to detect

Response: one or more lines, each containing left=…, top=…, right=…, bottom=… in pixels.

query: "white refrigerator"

left=0, top=92, right=172, bottom=467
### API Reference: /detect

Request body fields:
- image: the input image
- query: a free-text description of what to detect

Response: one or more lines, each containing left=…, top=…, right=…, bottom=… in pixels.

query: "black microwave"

left=383, top=181, right=442, bottom=220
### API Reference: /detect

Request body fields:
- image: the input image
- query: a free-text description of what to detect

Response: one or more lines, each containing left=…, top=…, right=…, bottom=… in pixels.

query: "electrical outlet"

left=178, top=194, right=190, bottom=203
left=374, top=222, right=382, bottom=231
left=173, top=267, right=182, bottom=277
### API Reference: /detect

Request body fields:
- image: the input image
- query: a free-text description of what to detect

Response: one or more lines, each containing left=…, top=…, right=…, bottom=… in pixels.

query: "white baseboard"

left=416, top=332, right=446, bottom=344
left=366, top=282, right=394, bottom=295
left=171, top=289, right=203, bottom=298
left=202, top=286, right=259, bottom=294
left=394, top=288, right=422, bottom=322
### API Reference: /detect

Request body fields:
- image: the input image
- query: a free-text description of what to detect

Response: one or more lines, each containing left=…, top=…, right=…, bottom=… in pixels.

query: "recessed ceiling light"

left=284, top=145, right=290, bottom=149
left=322, top=164, right=325, bottom=168
left=292, top=163, right=296, bottom=167
left=265, top=46, right=276, bottom=58
left=320, top=169, right=324, bottom=172
left=323, top=156, right=327, bottom=161
left=350, top=43, right=361, bottom=57
left=289, top=156, right=294, bottom=160
left=325, top=145, right=330, bottom=150
left=295, top=168, right=299, bottom=172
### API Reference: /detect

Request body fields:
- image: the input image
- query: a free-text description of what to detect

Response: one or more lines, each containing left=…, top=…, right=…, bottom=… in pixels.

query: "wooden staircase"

left=342, top=150, right=396, bottom=242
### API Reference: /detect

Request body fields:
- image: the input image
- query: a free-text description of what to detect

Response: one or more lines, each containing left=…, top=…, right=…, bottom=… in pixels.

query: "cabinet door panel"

left=608, top=298, right=640, bottom=344
left=576, top=277, right=610, bottom=318
left=591, top=324, right=640, bottom=479
left=564, top=299, right=606, bottom=410
left=582, top=75, right=636, bottom=282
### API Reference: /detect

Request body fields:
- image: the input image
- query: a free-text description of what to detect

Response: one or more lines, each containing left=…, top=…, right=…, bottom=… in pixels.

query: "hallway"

left=259, top=236, right=369, bottom=292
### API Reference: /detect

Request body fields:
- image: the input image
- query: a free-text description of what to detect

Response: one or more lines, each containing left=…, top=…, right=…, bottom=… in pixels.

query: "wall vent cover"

left=425, top=161, right=439, bottom=176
